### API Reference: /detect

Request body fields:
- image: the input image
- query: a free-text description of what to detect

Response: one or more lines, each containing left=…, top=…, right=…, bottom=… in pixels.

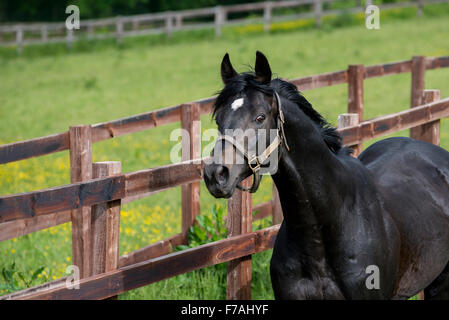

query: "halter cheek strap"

left=215, top=91, right=289, bottom=193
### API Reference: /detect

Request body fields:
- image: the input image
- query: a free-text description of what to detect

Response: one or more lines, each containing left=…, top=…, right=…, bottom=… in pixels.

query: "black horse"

left=204, top=51, right=449, bottom=299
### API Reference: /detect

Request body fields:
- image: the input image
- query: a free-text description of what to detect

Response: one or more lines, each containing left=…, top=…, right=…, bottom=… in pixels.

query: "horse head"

left=204, top=51, right=288, bottom=198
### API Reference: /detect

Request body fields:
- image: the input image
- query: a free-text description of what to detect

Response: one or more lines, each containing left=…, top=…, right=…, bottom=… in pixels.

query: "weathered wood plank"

left=91, top=161, right=121, bottom=300
left=414, top=90, right=441, bottom=145
left=347, top=65, right=364, bottom=155
left=253, top=201, right=272, bottom=221
left=69, top=126, right=93, bottom=279
left=263, top=1, right=272, bottom=32
left=119, top=233, right=184, bottom=267
left=0, top=132, right=69, bottom=164
left=348, top=64, right=364, bottom=121
left=124, top=159, right=204, bottom=199
left=426, top=56, right=449, bottom=70
left=289, top=70, right=348, bottom=91
left=91, top=97, right=216, bottom=142
left=0, top=210, right=71, bottom=241
left=0, top=277, right=68, bottom=300
left=91, top=162, right=122, bottom=275
left=91, top=104, right=182, bottom=142
left=338, top=113, right=361, bottom=157
left=181, top=103, right=201, bottom=244
left=0, top=159, right=200, bottom=224
left=410, top=56, right=426, bottom=140
left=272, top=184, right=283, bottom=225
left=314, top=0, right=323, bottom=27
left=6, top=225, right=279, bottom=300
left=338, top=98, right=449, bottom=146
left=0, top=199, right=272, bottom=242
left=364, top=60, right=412, bottom=78
left=224, top=0, right=315, bottom=13
left=0, top=175, right=125, bottom=223
left=227, top=177, right=252, bottom=300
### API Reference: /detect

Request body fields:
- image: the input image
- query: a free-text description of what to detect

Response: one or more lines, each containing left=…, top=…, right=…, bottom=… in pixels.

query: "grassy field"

left=1, top=4, right=449, bottom=299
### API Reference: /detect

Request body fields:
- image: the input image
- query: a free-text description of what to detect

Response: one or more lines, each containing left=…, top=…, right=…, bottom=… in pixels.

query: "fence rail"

left=1, top=54, right=448, bottom=300
left=1, top=97, right=448, bottom=224
left=3, top=225, right=279, bottom=300
left=1, top=0, right=447, bottom=51
left=1, top=55, right=448, bottom=165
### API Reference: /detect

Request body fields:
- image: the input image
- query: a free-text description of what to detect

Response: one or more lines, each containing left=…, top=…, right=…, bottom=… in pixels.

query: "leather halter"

left=215, top=91, right=290, bottom=193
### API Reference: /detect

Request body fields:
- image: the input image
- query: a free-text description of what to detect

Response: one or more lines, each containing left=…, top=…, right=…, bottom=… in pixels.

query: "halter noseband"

left=215, top=91, right=290, bottom=193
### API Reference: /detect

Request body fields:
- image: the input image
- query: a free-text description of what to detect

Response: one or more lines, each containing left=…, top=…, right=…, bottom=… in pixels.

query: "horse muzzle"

left=204, top=163, right=239, bottom=198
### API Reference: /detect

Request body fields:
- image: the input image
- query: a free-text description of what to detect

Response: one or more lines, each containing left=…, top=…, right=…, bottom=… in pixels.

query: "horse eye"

left=255, top=114, right=266, bottom=123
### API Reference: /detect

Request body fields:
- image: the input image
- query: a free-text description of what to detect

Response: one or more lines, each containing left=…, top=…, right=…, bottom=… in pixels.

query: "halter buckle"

left=248, top=156, right=261, bottom=172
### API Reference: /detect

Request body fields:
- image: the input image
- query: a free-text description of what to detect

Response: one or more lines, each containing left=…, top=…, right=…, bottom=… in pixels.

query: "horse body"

left=204, top=51, right=449, bottom=299
left=360, top=137, right=449, bottom=298
left=269, top=95, right=401, bottom=299
left=270, top=94, right=449, bottom=299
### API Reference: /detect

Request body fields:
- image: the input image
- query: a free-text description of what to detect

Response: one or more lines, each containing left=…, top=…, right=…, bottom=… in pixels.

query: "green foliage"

left=192, top=204, right=227, bottom=246
left=176, top=204, right=227, bottom=249
left=174, top=205, right=228, bottom=297
left=173, top=204, right=274, bottom=299
left=329, top=10, right=359, bottom=28
left=0, top=262, right=45, bottom=293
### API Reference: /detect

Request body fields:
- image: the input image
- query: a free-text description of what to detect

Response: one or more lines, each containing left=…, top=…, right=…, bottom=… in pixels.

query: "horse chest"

left=270, top=225, right=345, bottom=299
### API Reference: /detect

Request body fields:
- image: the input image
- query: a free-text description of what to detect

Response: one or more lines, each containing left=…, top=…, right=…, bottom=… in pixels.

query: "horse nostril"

left=215, top=165, right=229, bottom=185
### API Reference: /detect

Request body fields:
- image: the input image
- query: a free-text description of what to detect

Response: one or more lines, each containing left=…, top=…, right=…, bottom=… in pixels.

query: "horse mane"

left=213, top=72, right=350, bottom=155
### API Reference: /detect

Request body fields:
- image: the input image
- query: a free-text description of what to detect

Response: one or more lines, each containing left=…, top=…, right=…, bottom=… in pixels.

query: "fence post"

left=69, top=125, right=93, bottom=279
left=181, top=103, right=201, bottom=244
left=91, top=161, right=122, bottom=299
left=227, top=177, right=252, bottom=300
left=41, top=25, right=48, bottom=42
left=87, top=23, right=94, bottom=39
left=314, top=0, right=323, bottom=28
left=176, top=15, right=183, bottom=29
left=215, top=6, right=225, bottom=37
left=410, top=56, right=426, bottom=140
left=66, top=28, right=74, bottom=49
left=272, top=184, right=283, bottom=225
left=165, top=13, right=173, bottom=37
left=264, top=1, right=273, bottom=32
left=412, top=90, right=441, bottom=145
left=417, top=0, right=423, bottom=17
left=116, top=17, right=124, bottom=44
left=16, top=25, right=23, bottom=55
left=338, top=113, right=361, bottom=157
left=347, top=64, right=364, bottom=155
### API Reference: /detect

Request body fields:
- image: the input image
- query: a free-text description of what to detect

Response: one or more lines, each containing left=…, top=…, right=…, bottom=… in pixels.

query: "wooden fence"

left=0, top=55, right=448, bottom=300
left=0, top=0, right=447, bottom=53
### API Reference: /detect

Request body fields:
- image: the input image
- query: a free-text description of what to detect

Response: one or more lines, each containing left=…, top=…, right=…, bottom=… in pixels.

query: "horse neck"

left=271, top=103, right=348, bottom=255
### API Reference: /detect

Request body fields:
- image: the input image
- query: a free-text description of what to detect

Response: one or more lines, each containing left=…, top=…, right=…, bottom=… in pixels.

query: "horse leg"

left=424, top=262, right=449, bottom=300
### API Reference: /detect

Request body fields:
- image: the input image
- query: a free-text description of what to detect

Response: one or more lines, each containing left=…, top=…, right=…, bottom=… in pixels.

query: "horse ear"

left=255, top=51, right=272, bottom=84
left=221, top=53, right=238, bottom=85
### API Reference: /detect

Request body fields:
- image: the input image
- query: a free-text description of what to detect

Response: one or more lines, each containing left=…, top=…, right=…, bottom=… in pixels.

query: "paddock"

left=0, top=55, right=448, bottom=300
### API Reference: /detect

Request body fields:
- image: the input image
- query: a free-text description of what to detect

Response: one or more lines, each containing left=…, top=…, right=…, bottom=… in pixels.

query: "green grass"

left=1, top=6, right=449, bottom=299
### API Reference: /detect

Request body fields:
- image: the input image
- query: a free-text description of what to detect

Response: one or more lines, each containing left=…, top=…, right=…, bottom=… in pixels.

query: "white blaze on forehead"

left=231, top=98, right=244, bottom=111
